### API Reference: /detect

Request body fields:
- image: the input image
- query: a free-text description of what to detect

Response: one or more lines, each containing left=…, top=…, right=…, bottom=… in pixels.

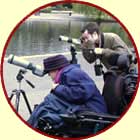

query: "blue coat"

left=54, top=64, right=107, bottom=113
left=28, top=64, right=107, bottom=128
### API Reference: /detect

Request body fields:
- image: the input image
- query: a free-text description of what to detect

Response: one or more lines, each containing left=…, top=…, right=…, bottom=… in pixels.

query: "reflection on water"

left=5, top=18, right=131, bottom=57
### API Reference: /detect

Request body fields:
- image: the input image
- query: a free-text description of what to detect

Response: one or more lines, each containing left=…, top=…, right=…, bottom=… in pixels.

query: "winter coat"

left=27, top=64, right=107, bottom=128
left=53, top=64, right=107, bottom=113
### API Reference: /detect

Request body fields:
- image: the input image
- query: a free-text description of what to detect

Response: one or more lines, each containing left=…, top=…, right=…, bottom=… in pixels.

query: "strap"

left=100, top=33, right=104, bottom=48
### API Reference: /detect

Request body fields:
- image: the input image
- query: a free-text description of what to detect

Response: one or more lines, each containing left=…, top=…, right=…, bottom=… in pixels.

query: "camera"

left=59, top=35, right=81, bottom=45
left=94, top=59, right=103, bottom=76
left=7, top=54, right=44, bottom=77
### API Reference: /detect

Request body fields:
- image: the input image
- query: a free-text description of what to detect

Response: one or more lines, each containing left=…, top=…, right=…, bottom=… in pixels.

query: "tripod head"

left=16, top=69, right=35, bottom=88
left=16, top=69, right=27, bottom=82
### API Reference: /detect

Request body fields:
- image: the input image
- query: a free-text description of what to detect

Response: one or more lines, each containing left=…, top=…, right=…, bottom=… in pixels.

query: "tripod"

left=70, top=44, right=78, bottom=64
left=9, top=69, right=35, bottom=115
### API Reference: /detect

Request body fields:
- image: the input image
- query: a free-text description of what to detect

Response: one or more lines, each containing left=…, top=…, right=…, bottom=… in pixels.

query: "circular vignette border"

left=0, top=0, right=140, bottom=140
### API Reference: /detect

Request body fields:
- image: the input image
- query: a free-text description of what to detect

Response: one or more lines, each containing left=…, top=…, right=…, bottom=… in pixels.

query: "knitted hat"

left=43, top=55, right=70, bottom=74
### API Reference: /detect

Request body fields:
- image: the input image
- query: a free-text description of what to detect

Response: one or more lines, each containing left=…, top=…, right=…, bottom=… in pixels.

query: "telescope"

left=59, top=35, right=81, bottom=45
left=7, top=54, right=44, bottom=77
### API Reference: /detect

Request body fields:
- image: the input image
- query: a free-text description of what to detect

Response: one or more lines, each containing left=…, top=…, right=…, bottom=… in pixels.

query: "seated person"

left=27, top=55, right=107, bottom=129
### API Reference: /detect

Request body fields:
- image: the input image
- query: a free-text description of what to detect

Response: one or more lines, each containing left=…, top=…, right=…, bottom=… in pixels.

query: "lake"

left=5, top=12, right=132, bottom=57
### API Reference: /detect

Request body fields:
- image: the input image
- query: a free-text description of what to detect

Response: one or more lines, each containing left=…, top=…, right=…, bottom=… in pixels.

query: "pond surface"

left=5, top=14, right=132, bottom=57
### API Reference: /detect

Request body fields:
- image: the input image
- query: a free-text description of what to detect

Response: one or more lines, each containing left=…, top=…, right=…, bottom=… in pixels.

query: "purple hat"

left=43, top=55, right=70, bottom=74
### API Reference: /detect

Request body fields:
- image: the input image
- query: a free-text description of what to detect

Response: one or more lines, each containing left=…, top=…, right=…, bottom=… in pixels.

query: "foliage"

left=40, top=7, right=52, bottom=13
left=72, top=3, right=112, bottom=20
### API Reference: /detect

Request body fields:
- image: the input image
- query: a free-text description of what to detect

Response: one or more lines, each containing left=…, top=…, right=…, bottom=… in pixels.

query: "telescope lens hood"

left=7, top=54, right=14, bottom=64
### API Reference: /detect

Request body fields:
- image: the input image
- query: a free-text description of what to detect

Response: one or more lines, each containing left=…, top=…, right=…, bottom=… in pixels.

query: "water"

left=5, top=14, right=131, bottom=57
left=5, top=19, right=82, bottom=56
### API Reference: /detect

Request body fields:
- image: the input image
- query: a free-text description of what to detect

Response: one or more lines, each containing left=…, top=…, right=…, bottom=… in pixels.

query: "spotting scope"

left=7, top=54, right=44, bottom=77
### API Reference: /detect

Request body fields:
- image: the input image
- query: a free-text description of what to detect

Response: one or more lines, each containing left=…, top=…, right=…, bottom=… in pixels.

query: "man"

left=80, top=23, right=137, bottom=115
left=80, top=22, right=134, bottom=70
left=27, top=55, right=107, bottom=129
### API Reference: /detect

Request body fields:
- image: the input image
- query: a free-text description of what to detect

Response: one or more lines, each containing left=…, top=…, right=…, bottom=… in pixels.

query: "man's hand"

left=94, top=48, right=103, bottom=55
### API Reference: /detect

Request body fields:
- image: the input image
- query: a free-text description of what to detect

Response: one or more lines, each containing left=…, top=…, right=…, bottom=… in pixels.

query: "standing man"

left=80, top=22, right=135, bottom=70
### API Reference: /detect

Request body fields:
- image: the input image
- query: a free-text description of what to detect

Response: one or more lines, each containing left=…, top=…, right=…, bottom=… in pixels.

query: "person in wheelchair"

left=27, top=54, right=107, bottom=131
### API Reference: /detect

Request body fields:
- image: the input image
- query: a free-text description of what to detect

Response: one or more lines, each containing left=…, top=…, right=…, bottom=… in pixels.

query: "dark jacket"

left=54, top=64, right=107, bottom=113
left=28, top=64, right=107, bottom=128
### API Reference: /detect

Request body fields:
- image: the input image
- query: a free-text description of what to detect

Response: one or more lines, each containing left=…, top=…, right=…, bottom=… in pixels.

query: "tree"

left=72, top=4, right=112, bottom=20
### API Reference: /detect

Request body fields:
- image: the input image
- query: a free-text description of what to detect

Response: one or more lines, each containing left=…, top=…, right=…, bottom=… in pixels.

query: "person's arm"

left=53, top=68, right=98, bottom=104
left=95, top=33, right=133, bottom=66
left=103, top=33, right=132, bottom=56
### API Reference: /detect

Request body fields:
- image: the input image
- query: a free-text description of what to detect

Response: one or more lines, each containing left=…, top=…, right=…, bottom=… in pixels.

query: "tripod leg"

left=70, top=46, right=77, bottom=64
left=9, top=90, right=20, bottom=112
left=15, top=90, right=20, bottom=112
left=9, top=89, right=18, bottom=100
left=9, top=93, right=14, bottom=100
left=20, top=90, right=32, bottom=115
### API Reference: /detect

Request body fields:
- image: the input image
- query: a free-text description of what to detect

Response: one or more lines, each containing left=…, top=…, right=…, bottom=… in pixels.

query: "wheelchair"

left=36, top=53, right=138, bottom=138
